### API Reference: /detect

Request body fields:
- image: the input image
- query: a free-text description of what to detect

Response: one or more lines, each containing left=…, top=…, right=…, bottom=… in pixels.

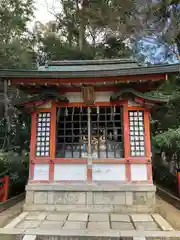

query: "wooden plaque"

left=82, top=86, right=95, bottom=104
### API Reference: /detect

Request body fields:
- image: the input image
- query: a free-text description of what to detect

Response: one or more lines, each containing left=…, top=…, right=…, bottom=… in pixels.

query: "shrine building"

left=1, top=59, right=179, bottom=213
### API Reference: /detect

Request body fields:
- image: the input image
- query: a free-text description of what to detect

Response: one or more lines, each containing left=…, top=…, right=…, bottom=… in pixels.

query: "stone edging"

left=0, top=228, right=180, bottom=238
left=0, top=193, right=25, bottom=213
left=26, top=183, right=156, bottom=192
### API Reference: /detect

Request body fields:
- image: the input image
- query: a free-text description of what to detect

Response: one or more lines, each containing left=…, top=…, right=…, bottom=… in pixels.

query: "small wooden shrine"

left=1, top=59, right=179, bottom=213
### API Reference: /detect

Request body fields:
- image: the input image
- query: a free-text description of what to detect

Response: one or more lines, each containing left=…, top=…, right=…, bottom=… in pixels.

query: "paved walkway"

left=5, top=212, right=173, bottom=231
left=1, top=196, right=180, bottom=239
left=1, top=211, right=180, bottom=239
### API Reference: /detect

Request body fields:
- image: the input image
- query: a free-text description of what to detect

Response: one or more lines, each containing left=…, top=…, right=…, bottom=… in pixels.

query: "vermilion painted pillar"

left=49, top=103, right=56, bottom=181
left=144, top=110, right=151, bottom=159
left=3, top=175, right=9, bottom=202
left=29, top=111, right=37, bottom=180
left=177, top=169, right=180, bottom=197
left=123, top=102, right=131, bottom=182
left=144, top=109, right=153, bottom=182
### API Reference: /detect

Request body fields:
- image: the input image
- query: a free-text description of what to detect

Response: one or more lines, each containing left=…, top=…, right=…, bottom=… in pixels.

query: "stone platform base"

left=24, top=183, right=156, bottom=213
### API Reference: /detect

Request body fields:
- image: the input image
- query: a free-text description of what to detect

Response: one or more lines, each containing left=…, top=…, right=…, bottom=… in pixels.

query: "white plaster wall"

left=64, top=91, right=113, bottom=103
left=37, top=102, right=52, bottom=108
left=128, top=100, right=142, bottom=106
left=131, top=164, right=147, bottom=181
left=92, top=164, right=126, bottom=181
left=95, top=91, right=113, bottom=102
left=54, top=164, right=87, bottom=181
left=33, top=164, right=49, bottom=181
left=64, top=92, right=83, bottom=102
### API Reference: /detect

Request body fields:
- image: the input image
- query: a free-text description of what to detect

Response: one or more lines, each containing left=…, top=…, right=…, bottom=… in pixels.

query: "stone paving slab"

left=22, top=235, right=36, bottom=240
left=68, top=213, right=88, bottom=222
left=40, top=220, right=64, bottom=229
left=89, top=213, right=109, bottom=221
left=88, top=221, right=110, bottom=230
left=4, top=212, right=29, bottom=229
left=134, top=221, right=160, bottom=231
left=152, top=213, right=174, bottom=231
left=131, top=214, right=154, bottom=222
left=16, top=220, right=41, bottom=229
left=46, top=213, right=68, bottom=221
left=110, top=214, right=130, bottom=222
left=63, top=221, right=87, bottom=230
left=111, top=221, right=134, bottom=230
left=26, top=212, right=47, bottom=221
left=133, top=237, right=146, bottom=240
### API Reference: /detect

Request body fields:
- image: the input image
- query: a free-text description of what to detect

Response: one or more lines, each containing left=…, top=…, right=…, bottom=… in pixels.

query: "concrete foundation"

left=24, top=183, right=156, bottom=213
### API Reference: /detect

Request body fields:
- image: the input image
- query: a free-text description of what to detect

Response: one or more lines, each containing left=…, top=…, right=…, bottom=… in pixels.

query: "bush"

left=0, top=150, right=29, bottom=198
left=153, top=164, right=177, bottom=195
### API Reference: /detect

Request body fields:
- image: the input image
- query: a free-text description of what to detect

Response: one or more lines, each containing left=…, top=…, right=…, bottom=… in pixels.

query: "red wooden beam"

left=11, top=73, right=166, bottom=85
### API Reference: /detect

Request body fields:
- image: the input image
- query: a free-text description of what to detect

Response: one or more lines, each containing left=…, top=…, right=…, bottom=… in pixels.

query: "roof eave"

left=0, top=64, right=179, bottom=79
left=110, top=88, right=169, bottom=104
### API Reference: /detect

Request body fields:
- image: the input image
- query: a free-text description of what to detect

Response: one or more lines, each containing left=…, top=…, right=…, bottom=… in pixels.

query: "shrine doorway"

left=56, top=106, right=124, bottom=159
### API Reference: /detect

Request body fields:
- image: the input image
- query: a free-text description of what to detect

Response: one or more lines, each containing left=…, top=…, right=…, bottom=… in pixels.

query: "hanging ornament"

left=114, top=128, right=118, bottom=141
left=72, top=107, right=74, bottom=122
left=97, top=106, right=99, bottom=120
left=56, top=108, right=60, bottom=123
left=65, top=107, right=68, bottom=116
left=114, top=105, right=116, bottom=113
left=110, top=107, right=113, bottom=121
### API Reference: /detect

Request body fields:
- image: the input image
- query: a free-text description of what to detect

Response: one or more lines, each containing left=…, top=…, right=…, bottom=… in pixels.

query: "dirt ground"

left=156, top=195, right=180, bottom=230
left=0, top=201, right=23, bottom=228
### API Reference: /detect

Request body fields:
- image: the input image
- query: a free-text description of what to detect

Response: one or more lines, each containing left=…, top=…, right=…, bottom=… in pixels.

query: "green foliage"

left=0, top=151, right=29, bottom=197
left=153, top=164, right=177, bottom=195
left=151, top=76, right=180, bottom=173
left=153, top=127, right=180, bottom=151
left=0, top=0, right=35, bottom=69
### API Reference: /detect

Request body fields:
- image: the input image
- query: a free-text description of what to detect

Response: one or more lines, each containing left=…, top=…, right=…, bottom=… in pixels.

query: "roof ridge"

left=45, top=58, right=138, bottom=67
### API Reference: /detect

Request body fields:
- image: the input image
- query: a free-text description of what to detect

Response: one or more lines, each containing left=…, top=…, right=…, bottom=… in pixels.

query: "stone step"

left=1, top=230, right=180, bottom=240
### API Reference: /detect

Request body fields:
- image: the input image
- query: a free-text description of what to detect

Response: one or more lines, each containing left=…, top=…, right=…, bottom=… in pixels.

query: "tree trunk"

left=79, top=0, right=88, bottom=52
left=4, top=79, right=10, bottom=148
left=175, top=32, right=180, bottom=62
left=79, top=20, right=86, bottom=51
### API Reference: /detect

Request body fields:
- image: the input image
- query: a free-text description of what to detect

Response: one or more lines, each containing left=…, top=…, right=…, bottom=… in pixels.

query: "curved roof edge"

left=14, top=90, right=69, bottom=107
left=110, top=88, right=169, bottom=103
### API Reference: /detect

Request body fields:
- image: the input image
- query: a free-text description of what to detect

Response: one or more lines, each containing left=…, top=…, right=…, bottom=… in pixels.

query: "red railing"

left=0, top=174, right=9, bottom=202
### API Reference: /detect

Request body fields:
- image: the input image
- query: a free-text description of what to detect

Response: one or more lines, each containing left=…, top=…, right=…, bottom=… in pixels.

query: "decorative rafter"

left=110, top=88, right=169, bottom=105
left=14, top=90, right=69, bottom=110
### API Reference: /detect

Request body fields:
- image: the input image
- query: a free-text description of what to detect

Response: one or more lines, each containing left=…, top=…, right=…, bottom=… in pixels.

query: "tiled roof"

left=0, top=59, right=179, bottom=79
